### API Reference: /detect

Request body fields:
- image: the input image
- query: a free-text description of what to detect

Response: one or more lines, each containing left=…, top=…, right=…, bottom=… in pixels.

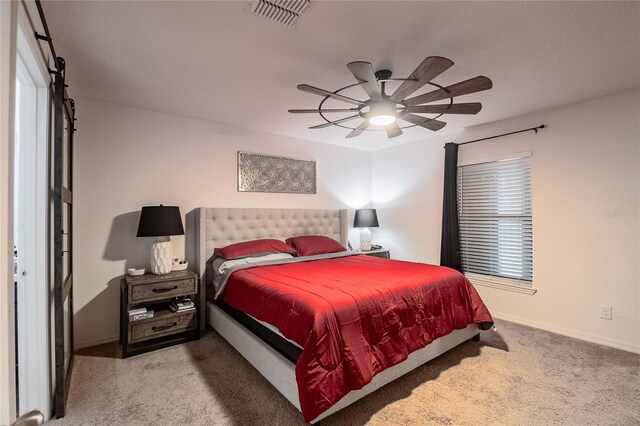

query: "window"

left=457, top=154, right=533, bottom=291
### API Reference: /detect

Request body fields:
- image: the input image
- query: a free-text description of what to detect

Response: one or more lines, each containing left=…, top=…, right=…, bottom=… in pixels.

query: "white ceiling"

left=43, top=1, right=640, bottom=151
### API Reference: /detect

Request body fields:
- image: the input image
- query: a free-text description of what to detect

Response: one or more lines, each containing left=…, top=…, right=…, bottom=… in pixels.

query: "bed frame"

left=195, top=207, right=478, bottom=423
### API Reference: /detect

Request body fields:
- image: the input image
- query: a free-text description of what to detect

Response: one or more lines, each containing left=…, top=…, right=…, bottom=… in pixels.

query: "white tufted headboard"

left=195, top=208, right=348, bottom=325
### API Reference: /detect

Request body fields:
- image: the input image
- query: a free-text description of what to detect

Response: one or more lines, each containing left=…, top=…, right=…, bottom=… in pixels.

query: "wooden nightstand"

left=120, top=270, right=199, bottom=358
left=354, top=248, right=390, bottom=259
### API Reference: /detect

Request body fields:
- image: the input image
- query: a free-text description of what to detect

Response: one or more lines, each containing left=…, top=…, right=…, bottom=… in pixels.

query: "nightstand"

left=354, top=248, right=390, bottom=259
left=120, top=270, right=199, bottom=358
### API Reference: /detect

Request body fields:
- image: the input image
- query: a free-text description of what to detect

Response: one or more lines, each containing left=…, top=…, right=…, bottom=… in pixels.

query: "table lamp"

left=354, top=208, right=379, bottom=251
left=136, top=205, right=184, bottom=274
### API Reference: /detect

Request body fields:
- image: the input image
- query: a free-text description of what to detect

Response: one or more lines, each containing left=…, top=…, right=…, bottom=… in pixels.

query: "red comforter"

left=220, top=254, right=493, bottom=422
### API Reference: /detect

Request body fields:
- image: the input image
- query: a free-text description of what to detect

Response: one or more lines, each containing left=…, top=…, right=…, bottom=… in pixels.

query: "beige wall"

left=372, top=88, right=640, bottom=353
left=73, top=98, right=372, bottom=348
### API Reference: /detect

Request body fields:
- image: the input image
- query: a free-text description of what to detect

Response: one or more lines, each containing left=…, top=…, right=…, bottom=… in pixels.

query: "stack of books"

left=129, top=306, right=154, bottom=322
left=170, top=297, right=195, bottom=313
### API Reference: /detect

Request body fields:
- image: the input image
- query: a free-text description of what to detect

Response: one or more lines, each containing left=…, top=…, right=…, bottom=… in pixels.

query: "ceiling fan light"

left=369, top=114, right=396, bottom=126
left=368, top=101, right=397, bottom=126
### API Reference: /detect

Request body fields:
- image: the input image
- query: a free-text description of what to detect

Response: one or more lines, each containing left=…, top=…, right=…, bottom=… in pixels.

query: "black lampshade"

left=136, top=205, right=184, bottom=237
left=353, top=209, right=379, bottom=228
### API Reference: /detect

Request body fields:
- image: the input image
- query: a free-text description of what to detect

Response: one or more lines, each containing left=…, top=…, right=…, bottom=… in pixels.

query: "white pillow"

left=218, top=252, right=294, bottom=274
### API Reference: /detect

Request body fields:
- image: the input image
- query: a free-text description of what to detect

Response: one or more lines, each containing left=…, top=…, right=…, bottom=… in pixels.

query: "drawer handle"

left=152, top=322, right=177, bottom=332
left=152, top=285, right=178, bottom=293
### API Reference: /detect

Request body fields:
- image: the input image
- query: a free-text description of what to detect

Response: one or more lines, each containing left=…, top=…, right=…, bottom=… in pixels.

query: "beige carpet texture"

left=48, top=319, right=640, bottom=425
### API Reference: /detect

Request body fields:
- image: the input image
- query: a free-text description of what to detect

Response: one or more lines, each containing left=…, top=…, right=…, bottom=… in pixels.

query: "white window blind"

left=457, top=155, right=533, bottom=284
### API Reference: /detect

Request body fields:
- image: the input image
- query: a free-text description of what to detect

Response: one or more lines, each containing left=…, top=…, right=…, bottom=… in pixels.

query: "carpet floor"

left=48, top=319, right=640, bottom=425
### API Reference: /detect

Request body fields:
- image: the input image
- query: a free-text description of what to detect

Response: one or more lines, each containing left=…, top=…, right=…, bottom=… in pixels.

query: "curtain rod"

left=450, top=124, right=545, bottom=147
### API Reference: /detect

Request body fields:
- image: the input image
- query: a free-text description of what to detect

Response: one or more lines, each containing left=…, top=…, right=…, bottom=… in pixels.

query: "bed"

left=195, top=207, right=492, bottom=423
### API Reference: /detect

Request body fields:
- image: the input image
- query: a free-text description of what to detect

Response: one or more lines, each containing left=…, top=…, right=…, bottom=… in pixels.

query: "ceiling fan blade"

left=390, top=56, right=454, bottom=102
left=385, top=123, right=403, bottom=139
left=289, top=108, right=358, bottom=113
left=408, top=102, right=482, bottom=115
left=400, top=114, right=447, bottom=131
left=347, top=61, right=381, bottom=101
left=297, top=84, right=364, bottom=106
left=405, top=76, right=493, bottom=106
left=346, top=121, right=370, bottom=138
left=309, top=114, right=360, bottom=129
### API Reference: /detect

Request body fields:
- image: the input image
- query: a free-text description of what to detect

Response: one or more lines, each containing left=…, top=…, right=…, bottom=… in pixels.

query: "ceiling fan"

left=289, top=56, right=492, bottom=139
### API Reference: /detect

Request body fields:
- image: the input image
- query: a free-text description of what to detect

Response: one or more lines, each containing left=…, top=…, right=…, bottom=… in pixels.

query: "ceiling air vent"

left=250, top=0, right=311, bottom=27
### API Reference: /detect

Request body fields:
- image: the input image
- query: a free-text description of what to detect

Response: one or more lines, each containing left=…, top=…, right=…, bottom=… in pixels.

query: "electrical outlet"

left=600, top=305, right=612, bottom=320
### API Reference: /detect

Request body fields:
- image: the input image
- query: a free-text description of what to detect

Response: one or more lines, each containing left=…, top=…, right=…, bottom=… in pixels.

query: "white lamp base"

left=359, top=227, right=372, bottom=251
left=150, top=240, right=173, bottom=275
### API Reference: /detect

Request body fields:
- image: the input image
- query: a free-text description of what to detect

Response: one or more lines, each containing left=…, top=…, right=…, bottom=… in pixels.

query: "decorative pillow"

left=286, top=235, right=346, bottom=257
left=214, top=239, right=296, bottom=260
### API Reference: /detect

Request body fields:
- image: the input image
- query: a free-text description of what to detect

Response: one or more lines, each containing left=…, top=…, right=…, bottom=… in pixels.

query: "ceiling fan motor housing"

left=374, top=69, right=393, bottom=81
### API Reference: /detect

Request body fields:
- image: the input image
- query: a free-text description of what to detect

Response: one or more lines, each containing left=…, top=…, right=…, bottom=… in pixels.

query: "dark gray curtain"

left=440, top=142, right=462, bottom=271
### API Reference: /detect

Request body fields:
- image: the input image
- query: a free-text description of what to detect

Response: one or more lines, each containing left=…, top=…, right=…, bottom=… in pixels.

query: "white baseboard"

left=492, top=311, right=640, bottom=354
left=74, top=334, right=119, bottom=350
left=74, top=315, right=640, bottom=355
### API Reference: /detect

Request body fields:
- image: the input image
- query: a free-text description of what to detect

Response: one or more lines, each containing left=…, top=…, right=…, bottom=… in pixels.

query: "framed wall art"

left=237, top=151, right=317, bottom=194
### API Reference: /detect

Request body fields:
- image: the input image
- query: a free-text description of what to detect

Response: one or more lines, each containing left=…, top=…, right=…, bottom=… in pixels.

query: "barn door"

left=52, top=57, right=75, bottom=418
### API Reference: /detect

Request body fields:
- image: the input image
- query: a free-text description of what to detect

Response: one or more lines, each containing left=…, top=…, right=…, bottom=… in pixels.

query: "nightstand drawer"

left=129, top=311, right=196, bottom=344
left=130, top=278, right=196, bottom=304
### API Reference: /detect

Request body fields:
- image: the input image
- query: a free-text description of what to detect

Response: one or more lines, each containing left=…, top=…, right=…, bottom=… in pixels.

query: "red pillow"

left=214, top=239, right=295, bottom=260
left=285, top=235, right=346, bottom=257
